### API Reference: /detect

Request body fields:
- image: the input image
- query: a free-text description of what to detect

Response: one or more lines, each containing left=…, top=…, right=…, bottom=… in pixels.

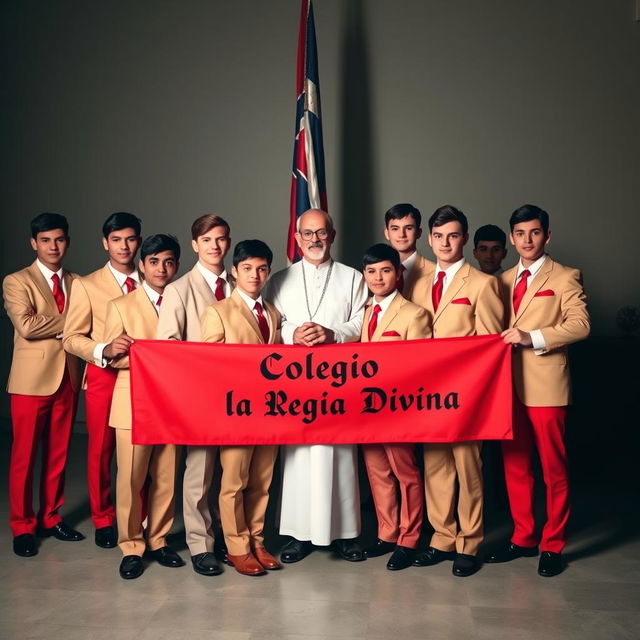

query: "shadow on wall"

left=338, top=0, right=377, bottom=268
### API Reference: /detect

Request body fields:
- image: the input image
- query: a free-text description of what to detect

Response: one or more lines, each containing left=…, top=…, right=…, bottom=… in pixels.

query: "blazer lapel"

left=62, top=271, right=74, bottom=312
left=374, top=294, right=403, bottom=339
left=137, top=288, right=160, bottom=327
left=265, top=302, right=279, bottom=344
left=101, top=264, right=127, bottom=298
left=514, top=258, right=553, bottom=321
left=434, top=263, right=469, bottom=322
left=28, top=262, right=58, bottom=313
left=190, top=265, right=215, bottom=306
left=231, top=290, right=263, bottom=343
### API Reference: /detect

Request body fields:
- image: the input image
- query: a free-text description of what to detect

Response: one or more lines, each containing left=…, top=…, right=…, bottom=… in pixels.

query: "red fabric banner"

left=129, top=335, right=512, bottom=445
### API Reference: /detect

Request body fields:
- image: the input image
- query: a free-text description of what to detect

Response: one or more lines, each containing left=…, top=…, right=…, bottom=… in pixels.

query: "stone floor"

left=0, top=430, right=638, bottom=640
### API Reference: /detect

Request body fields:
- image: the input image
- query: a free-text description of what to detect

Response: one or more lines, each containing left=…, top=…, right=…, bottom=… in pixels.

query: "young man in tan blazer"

left=62, top=212, right=142, bottom=549
left=201, top=240, right=282, bottom=576
left=360, top=243, right=431, bottom=570
left=3, top=213, right=83, bottom=557
left=383, top=203, right=435, bottom=298
left=156, top=214, right=234, bottom=576
left=411, top=205, right=503, bottom=577
left=103, top=234, right=183, bottom=580
left=485, top=205, right=590, bottom=577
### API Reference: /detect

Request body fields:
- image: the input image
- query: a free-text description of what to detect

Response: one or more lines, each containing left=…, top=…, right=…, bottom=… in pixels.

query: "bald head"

left=295, top=209, right=336, bottom=265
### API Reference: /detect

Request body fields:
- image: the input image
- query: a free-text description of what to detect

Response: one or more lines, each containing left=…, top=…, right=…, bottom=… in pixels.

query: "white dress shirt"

left=142, top=281, right=163, bottom=313
left=196, top=262, right=232, bottom=298
left=515, top=255, right=547, bottom=353
left=402, top=251, right=418, bottom=272
left=371, top=289, right=398, bottom=324
left=235, top=288, right=269, bottom=328
left=434, top=257, right=466, bottom=296
left=107, top=262, right=140, bottom=294
left=36, top=260, right=66, bottom=296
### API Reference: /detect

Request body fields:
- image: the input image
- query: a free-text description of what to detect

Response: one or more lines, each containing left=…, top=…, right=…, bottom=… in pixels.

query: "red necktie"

left=512, top=269, right=531, bottom=314
left=156, top=295, right=163, bottom=307
left=51, top=274, right=65, bottom=313
left=432, top=271, right=446, bottom=312
left=397, top=265, right=406, bottom=294
left=214, top=278, right=226, bottom=301
left=124, top=277, right=137, bottom=293
left=368, top=304, right=381, bottom=340
left=254, top=301, right=270, bottom=343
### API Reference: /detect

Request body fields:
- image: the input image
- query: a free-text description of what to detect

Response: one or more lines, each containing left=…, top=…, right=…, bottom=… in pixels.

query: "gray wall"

left=2, top=0, right=639, bottom=420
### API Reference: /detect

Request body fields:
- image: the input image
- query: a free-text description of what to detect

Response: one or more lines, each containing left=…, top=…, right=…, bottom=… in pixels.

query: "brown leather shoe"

left=253, top=546, right=282, bottom=570
left=226, top=552, right=267, bottom=576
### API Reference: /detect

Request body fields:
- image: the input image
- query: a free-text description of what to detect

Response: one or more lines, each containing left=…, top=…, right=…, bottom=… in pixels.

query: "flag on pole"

left=287, top=0, right=328, bottom=263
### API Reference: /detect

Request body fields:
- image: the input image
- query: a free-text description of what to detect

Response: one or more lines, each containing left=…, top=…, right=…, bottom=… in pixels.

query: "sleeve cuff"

left=280, top=322, right=296, bottom=345
left=93, top=343, right=108, bottom=367
left=530, top=329, right=547, bottom=354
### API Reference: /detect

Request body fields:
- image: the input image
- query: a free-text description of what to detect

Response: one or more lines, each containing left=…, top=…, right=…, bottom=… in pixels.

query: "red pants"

left=85, top=364, right=117, bottom=528
left=501, top=400, right=569, bottom=553
left=9, top=371, right=78, bottom=536
left=362, top=443, right=423, bottom=548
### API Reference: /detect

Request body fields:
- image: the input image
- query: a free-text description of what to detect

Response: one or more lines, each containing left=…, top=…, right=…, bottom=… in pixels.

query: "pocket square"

left=534, top=289, right=555, bottom=297
left=381, top=330, right=401, bottom=337
left=451, top=297, right=472, bottom=305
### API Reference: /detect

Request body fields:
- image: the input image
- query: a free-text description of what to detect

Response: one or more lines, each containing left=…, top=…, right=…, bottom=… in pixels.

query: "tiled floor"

left=0, top=430, right=638, bottom=640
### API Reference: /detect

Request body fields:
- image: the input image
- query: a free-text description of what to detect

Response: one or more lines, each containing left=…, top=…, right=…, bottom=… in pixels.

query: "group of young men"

left=3, top=202, right=590, bottom=582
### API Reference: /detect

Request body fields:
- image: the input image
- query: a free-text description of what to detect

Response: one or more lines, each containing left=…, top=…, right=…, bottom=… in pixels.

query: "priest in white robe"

left=264, top=209, right=368, bottom=563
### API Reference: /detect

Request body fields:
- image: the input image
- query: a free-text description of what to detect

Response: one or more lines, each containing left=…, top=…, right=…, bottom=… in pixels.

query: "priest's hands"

left=293, top=322, right=336, bottom=346
left=501, top=328, right=533, bottom=347
left=104, top=333, right=135, bottom=359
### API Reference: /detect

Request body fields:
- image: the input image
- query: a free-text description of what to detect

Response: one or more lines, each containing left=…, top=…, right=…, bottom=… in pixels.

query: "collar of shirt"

left=435, top=257, right=465, bottom=283
left=302, top=257, right=332, bottom=274
left=235, top=288, right=268, bottom=322
left=36, top=259, right=64, bottom=292
left=196, top=261, right=229, bottom=294
left=516, top=254, right=547, bottom=280
left=372, top=289, right=398, bottom=322
left=402, top=251, right=418, bottom=272
left=142, top=281, right=162, bottom=308
left=107, top=262, right=140, bottom=293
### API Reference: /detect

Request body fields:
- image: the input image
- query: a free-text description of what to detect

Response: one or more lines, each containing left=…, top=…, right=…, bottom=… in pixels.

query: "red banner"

left=129, top=335, right=512, bottom=445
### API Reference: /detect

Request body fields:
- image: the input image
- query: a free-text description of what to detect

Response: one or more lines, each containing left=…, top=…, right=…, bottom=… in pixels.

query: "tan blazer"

left=361, top=294, right=432, bottom=342
left=201, top=289, right=281, bottom=345
left=157, top=264, right=235, bottom=342
left=62, top=264, right=125, bottom=364
left=403, top=252, right=436, bottom=299
left=3, top=262, right=81, bottom=395
left=103, top=288, right=159, bottom=429
left=500, top=258, right=590, bottom=407
left=411, top=262, right=503, bottom=338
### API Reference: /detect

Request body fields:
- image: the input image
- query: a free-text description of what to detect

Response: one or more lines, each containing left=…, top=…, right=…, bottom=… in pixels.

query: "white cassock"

left=264, top=258, right=367, bottom=545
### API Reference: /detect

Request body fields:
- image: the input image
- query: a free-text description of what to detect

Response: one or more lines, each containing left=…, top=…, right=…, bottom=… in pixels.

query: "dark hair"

left=428, top=205, right=468, bottom=235
left=140, top=234, right=181, bottom=261
left=191, top=214, right=231, bottom=241
left=30, top=213, right=69, bottom=239
left=232, top=239, right=273, bottom=268
left=384, top=203, right=422, bottom=229
left=362, top=243, right=400, bottom=269
left=473, top=224, right=506, bottom=249
left=102, top=212, right=142, bottom=238
left=509, top=204, right=550, bottom=234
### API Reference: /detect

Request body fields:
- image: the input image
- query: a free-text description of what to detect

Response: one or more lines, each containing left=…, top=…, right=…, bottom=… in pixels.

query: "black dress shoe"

left=485, top=542, right=538, bottom=564
left=412, top=546, right=455, bottom=566
left=452, top=553, right=480, bottom=577
left=386, top=546, right=415, bottom=571
left=95, top=526, right=117, bottom=549
left=37, top=521, right=85, bottom=542
left=191, top=552, right=223, bottom=576
left=334, top=538, right=365, bottom=562
left=214, top=537, right=229, bottom=562
left=148, top=546, right=185, bottom=567
left=538, top=551, right=564, bottom=577
left=119, top=555, right=144, bottom=579
left=280, top=538, right=314, bottom=563
left=13, top=534, right=38, bottom=557
left=364, top=539, right=396, bottom=558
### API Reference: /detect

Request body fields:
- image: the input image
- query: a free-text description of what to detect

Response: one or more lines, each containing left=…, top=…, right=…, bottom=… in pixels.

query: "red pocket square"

left=534, top=289, right=555, bottom=297
left=381, top=330, right=401, bottom=337
left=451, top=297, right=472, bottom=305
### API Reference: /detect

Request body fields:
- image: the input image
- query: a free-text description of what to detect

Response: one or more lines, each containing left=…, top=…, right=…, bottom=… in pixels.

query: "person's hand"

left=103, top=334, right=134, bottom=359
left=501, top=328, right=532, bottom=347
left=293, top=322, right=335, bottom=346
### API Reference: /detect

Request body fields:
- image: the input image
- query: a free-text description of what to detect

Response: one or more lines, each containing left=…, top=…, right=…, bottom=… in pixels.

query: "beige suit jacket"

left=62, top=264, right=125, bottom=365
left=103, top=288, right=159, bottom=429
left=3, top=262, right=82, bottom=395
left=361, top=294, right=432, bottom=342
left=500, top=258, right=590, bottom=407
left=157, top=264, right=235, bottom=342
left=411, top=262, right=503, bottom=338
left=201, top=289, right=282, bottom=345
left=403, top=252, right=436, bottom=299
